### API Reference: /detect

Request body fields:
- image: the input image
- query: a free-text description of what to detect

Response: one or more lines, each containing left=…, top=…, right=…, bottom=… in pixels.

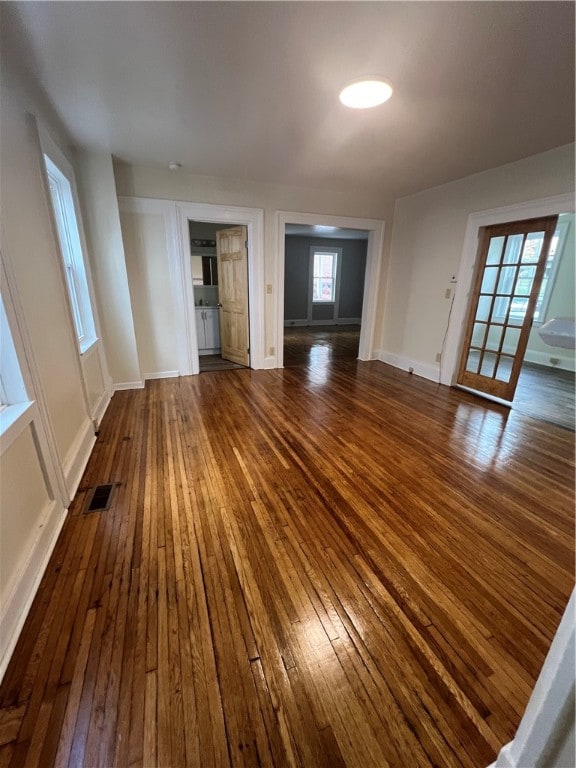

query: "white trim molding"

left=276, top=211, right=386, bottom=366
left=62, top=417, right=96, bottom=499
left=523, top=349, right=575, bottom=372
left=36, top=119, right=112, bottom=429
left=377, top=349, right=439, bottom=383
left=118, top=197, right=266, bottom=374
left=117, top=195, right=190, bottom=376
left=489, top=590, right=575, bottom=768
left=0, top=499, right=67, bottom=681
left=114, top=380, right=145, bottom=392
left=442, top=192, right=575, bottom=387
left=175, top=201, right=266, bottom=372
left=92, top=387, right=112, bottom=428
left=143, top=370, right=179, bottom=380
left=1, top=240, right=68, bottom=504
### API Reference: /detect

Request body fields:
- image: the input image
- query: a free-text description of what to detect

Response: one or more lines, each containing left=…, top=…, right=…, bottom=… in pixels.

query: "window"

left=533, top=218, right=569, bottom=323
left=312, top=249, right=338, bottom=302
left=496, top=220, right=570, bottom=324
left=43, top=154, right=97, bottom=353
left=0, top=290, right=33, bottom=446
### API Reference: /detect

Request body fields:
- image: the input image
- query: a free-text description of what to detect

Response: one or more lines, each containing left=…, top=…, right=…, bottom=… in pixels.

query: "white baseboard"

left=114, top=380, right=145, bottom=391
left=92, top=387, right=111, bottom=428
left=310, top=318, right=362, bottom=326
left=262, top=356, right=277, bottom=370
left=284, top=319, right=362, bottom=327
left=63, top=417, right=96, bottom=500
left=0, top=499, right=67, bottom=682
left=523, top=349, right=575, bottom=372
left=143, top=370, right=179, bottom=380
left=487, top=743, right=514, bottom=767
left=376, top=350, right=440, bottom=383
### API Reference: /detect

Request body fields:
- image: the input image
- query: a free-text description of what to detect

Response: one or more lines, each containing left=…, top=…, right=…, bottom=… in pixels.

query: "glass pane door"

left=457, top=216, right=558, bottom=401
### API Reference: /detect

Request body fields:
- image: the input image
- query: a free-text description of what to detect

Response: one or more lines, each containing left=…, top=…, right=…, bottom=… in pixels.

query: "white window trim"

left=311, top=246, right=341, bottom=305
left=0, top=235, right=69, bottom=501
left=0, top=289, right=35, bottom=454
left=43, top=154, right=97, bottom=354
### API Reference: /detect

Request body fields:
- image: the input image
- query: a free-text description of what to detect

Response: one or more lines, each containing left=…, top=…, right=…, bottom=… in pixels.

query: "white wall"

left=114, top=162, right=394, bottom=363
left=75, top=151, right=142, bottom=388
left=379, top=144, right=575, bottom=377
left=0, top=55, right=110, bottom=677
left=1, top=64, right=88, bottom=462
left=120, top=210, right=179, bottom=378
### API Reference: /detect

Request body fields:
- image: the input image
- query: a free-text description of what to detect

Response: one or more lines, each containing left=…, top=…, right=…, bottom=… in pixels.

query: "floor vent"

left=85, top=484, right=115, bottom=513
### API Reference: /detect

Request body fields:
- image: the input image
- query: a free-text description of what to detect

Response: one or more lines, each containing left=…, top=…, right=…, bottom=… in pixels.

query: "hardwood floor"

left=283, top=325, right=360, bottom=366
left=199, top=355, right=246, bottom=373
left=1, top=358, right=574, bottom=767
left=514, top=361, right=575, bottom=431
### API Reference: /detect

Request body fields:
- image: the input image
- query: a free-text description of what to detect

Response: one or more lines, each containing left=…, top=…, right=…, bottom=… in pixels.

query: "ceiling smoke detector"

left=339, top=78, right=393, bottom=109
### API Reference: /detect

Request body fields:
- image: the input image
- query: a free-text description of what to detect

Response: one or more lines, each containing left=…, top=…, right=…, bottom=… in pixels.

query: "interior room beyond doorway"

left=283, top=325, right=361, bottom=367
left=189, top=219, right=248, bottom=373
left=283, top=224, right=368, bottom=369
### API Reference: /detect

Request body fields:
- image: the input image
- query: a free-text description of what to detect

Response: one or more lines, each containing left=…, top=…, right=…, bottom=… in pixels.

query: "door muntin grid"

left=464, top=230, right=546, bottom=385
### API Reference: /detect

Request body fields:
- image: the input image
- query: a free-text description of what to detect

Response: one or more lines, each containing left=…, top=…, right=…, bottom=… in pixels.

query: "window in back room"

left=312, top=248, right=338, bottom=303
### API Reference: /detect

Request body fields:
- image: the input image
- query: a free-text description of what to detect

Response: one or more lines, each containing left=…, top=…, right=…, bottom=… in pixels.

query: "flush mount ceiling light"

left=339, top=78, right=393, bottom=109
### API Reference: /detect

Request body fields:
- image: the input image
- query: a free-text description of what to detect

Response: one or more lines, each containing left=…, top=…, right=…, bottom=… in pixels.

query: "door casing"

left=442, top=193, right=575, bottom=390
left=176, top=202, right=265, bottom=375
left=275, top=211, right=386, bottom=367
left=456, top=216, right=558, bottom=401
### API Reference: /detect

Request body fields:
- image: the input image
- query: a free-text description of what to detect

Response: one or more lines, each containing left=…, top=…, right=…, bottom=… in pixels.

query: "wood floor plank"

left=1, top=329, right=573, bottom=767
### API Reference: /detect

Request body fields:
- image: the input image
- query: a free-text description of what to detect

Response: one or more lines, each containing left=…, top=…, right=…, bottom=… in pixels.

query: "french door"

left=457, top=216, right=558, bottom=401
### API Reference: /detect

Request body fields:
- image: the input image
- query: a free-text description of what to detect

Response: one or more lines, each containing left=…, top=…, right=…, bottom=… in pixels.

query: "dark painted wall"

left=284, top=236, right=367, bottom=323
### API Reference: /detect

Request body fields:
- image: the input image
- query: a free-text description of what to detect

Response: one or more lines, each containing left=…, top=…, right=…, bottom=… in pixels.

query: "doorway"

left=276, top=211, right=386, bottom=368
left=456, top=215, right=558, bottom=400
left=444, top=196, right=574, bottom=429
left=282, top=224, right=368, bottom=367
left=175, top=202, right=265, bottom=375
left=188, top=220, right=249, bottom=373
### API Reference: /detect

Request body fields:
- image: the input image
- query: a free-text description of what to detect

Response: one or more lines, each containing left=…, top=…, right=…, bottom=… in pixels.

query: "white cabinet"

left=196, top=308, right=221, bottom=353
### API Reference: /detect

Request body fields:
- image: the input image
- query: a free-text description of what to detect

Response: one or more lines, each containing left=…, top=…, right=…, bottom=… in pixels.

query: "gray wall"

left=284, top=236, right=367, bottom=324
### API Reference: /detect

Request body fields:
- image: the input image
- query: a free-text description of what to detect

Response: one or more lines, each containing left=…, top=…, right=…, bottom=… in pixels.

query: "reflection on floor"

left=284, top=327, right=574, bottom=431
left=513, top=361, right=575, bottom=431
left=283, top=325, right=361, bottom=367
left=199, top=355, right=246, bottom=373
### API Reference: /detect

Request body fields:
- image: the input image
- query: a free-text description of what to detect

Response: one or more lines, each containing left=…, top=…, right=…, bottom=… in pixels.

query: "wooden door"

left=216, top=226, right=250, bottom=366
left=457, top=216, right=558, bottom=401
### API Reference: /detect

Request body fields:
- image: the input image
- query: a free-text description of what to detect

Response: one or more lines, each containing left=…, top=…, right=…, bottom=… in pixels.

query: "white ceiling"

left=2, top=2, right=574, bottom=199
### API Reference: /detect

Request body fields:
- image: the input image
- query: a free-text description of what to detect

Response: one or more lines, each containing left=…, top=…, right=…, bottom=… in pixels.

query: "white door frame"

left=490, top=589, right=575, bottom=768
left=176, top=203, right=265, bottom=374
left=275, top=211, right=386, bottom=366
left=442, top=192, right=575, bottom=387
